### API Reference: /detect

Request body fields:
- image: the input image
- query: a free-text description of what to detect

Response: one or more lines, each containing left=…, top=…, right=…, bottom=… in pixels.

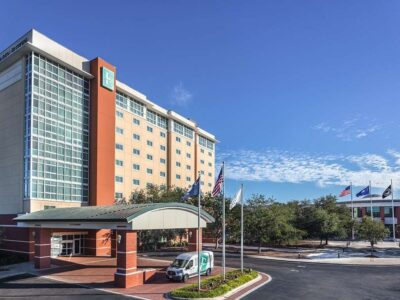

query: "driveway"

left=0, top=273, right=129, bottom=299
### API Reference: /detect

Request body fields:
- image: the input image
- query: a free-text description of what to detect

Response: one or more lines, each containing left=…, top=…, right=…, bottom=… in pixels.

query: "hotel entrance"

left=51, top=233, right=86, bottom=257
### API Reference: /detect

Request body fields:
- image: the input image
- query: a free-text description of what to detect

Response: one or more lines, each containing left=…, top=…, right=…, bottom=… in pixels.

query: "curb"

left=235, top=272, right=271, bottom=300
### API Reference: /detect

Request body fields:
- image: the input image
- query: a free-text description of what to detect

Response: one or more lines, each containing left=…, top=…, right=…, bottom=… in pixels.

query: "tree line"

left=118, top=186, right=388, bottom=252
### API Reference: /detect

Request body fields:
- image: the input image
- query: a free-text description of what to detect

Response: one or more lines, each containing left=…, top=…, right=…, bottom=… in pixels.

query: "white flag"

left=230, top=187, right=242, bottom=210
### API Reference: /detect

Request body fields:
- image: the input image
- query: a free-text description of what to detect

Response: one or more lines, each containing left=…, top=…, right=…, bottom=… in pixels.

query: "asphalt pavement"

left=156, top=254, right=400, bottom=300
left=1, top=256, right=399, bottom=300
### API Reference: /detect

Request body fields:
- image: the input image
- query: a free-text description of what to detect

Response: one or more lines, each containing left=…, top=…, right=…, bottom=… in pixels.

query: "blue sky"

left=2, top=1, right=400, bottom=201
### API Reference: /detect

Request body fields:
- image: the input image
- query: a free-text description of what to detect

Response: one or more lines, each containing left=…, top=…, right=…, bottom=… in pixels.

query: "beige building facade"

left=114, top=84, right=216, bottom=200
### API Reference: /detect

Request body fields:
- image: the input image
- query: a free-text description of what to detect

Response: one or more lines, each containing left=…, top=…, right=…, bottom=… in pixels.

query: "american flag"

left=212, top=166, right=224, bottom=197
left=339, top=185, right=351, bottom=197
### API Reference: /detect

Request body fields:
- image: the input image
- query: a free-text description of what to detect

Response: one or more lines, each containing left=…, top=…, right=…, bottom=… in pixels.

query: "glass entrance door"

left=61, top=241, right=73, bottom=256
left=74, top=239, right=81, bottom=255
left=51, top=234, right=86, bottom=257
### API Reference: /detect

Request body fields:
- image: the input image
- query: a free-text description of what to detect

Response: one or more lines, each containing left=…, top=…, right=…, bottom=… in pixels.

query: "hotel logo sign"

left=101, top=66, right=115, bottom=91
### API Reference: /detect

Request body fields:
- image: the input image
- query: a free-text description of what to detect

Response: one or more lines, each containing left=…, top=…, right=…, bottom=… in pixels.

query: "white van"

left=166, top=251, right=214, bottom=282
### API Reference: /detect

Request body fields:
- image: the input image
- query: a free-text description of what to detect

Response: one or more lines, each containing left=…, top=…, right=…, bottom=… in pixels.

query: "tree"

left=357, top=217, right=389, bottom=256
left=124, top=185, right=187, bottom=251
left=243, top=195, right=304, bottom=252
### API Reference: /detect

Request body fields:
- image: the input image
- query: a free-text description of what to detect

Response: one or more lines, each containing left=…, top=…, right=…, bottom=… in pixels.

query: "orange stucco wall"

left=89, top=58, right=116, bottom=206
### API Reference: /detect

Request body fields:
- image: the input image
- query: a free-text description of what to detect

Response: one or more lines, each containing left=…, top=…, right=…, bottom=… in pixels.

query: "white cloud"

left=169, top=82, right=192, bottom=106
left=313, top=117, right=381, bottom=141
left=219, top=149, right=400, bottom=189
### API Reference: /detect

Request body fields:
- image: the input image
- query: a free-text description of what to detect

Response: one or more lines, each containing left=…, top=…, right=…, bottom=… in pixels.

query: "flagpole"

left=350, top=182, right=354, bottom=240
left=369, top=180, right=373, bottom=219
left=197, top=173, right=201, bottom=291
left=222, top=162, right=226, bottom=280
left=391, top=179, right=396, bottom=242
left=240, top=183, right=244, bottom=272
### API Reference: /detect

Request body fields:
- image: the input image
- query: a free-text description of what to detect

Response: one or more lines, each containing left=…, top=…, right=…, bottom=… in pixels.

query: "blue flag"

left=182, top=178, right=200, bottom=201
left=356, top=186, right=370, bottom=198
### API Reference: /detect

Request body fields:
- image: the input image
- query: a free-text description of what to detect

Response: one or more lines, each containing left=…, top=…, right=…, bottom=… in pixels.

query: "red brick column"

left=361, top=207, right=366, bottom=218
left=188, top=228, right=202, bottom=252
left=84, top=229, right=111, bottom=256
left=380, top=207, right=385, bottom=220
left=111, top=230, right=117, bottom=258
left=114, top=231, right=142, bottom=288
left=34, top=228, right=51, bottom=269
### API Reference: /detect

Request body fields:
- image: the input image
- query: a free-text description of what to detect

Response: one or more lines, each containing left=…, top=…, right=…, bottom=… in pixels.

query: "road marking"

left=297, top=265, right=306, bottom=268
left=290, top=269, right=299, bottom=272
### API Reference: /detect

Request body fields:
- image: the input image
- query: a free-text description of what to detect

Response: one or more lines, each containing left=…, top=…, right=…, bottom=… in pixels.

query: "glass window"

left=384, top=207, right=392, bottom=217
left=366, top=207, right=380, bottom=218
left=133, top=118, right=140, bottom=125
left=176, top=162, right=181, bottom=167
left=176, top=174, right=181, bottom=179
left=116, top=111, right=123, bottom=118
left=160, top=158, right=166, bottom=164
left=116, top=160, right=123, bottom=166
left=147, top=126, right=153, bottom=133
left=133, top=164, right=140, bottom=170
left=133, top=134, right=140, bottom=140
left=25, top=53, right=89, bottom=202
left=115, top=192, right=123, bottom=199
left=160, top=171, right=166, bottom=177
left=115, top=176, right=123, bottom=183
left=116, top=144, right=124, bottom=150
left=116, top=127, right=124, bottom=134
left=186, top=153, right=191, bottom=158
left=160, top=132, right=166, bottom=138
left=186, top=141, right=191, bottom=146
left=160, top=145, right=166, bottom=151
left=133, top=179, right=140, bottom=185
left=176, top=149, right=181, bottom=155
left=133, top=148, right=140, bottom=155
left=147, top=168, right=153, bottom=174
left=147, top=154, right=153, bottom=160
left=147, top=140, right=153, bottom=147
left=176, top=136, right=181, bottom=142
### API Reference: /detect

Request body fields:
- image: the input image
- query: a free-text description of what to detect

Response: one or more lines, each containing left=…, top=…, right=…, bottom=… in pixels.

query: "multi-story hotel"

left=0, top=29, right=216, bottom=258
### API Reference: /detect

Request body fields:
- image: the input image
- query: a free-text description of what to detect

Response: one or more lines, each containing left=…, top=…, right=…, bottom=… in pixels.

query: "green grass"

left=170, top=269, right=258, bottom=299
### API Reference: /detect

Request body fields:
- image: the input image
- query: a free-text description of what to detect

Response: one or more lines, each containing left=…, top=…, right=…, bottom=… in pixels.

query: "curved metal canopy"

left=14, top=202, right=214, bottom=230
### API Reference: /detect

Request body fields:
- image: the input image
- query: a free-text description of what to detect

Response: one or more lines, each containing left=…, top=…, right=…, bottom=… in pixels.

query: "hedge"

left=170, top=269, right=258, bottom=299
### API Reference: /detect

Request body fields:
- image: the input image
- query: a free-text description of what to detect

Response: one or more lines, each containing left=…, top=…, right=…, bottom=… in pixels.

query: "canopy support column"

left=188, top=228, right=202, bottom=252
left=114, top=230, right=141, bottom=288
left=34, top=228, right=51, bottom=269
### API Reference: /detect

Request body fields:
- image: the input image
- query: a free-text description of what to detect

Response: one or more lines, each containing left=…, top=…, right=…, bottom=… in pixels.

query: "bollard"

left=337, top=252, right=340, bottom=258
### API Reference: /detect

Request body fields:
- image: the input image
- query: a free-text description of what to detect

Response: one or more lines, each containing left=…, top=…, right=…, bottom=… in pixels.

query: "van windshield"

left=171, top=259, right=188, bottom=268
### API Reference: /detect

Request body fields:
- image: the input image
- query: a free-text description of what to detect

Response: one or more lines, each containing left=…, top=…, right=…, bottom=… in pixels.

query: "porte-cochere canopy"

left=15, top=202, right=215, bottom=230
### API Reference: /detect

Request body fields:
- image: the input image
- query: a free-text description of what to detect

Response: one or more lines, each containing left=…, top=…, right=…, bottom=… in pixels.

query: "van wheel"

left=183, top=274, right=189, bottom=282
left=206, top=268, right=211, bottom=276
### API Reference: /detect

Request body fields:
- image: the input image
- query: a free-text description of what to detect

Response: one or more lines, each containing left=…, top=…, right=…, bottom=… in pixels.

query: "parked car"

left=166, top=251, right=214, bottom=282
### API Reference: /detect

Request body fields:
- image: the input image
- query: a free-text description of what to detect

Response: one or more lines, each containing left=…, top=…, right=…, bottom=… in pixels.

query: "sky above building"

left=1, top=0, right=400, bottom=201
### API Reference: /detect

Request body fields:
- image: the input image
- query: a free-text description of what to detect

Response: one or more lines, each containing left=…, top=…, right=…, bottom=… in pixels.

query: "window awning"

left=14, top=202, right=214, bottom=230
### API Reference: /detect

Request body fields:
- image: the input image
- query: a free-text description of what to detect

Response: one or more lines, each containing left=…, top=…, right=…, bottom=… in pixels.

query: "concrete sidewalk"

left=249, top=254, right=400, bottom=265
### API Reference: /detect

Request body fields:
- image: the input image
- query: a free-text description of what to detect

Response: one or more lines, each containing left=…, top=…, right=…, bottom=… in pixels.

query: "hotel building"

left=0, top=29, right=216, bottom=258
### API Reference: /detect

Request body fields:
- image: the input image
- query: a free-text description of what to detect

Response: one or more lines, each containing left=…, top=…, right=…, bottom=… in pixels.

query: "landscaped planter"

left=168, top=269, right=259, bottom=299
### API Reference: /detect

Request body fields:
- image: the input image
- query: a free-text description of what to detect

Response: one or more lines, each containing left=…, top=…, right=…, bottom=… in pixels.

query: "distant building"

left=340, top=195, right=400, bottom=239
